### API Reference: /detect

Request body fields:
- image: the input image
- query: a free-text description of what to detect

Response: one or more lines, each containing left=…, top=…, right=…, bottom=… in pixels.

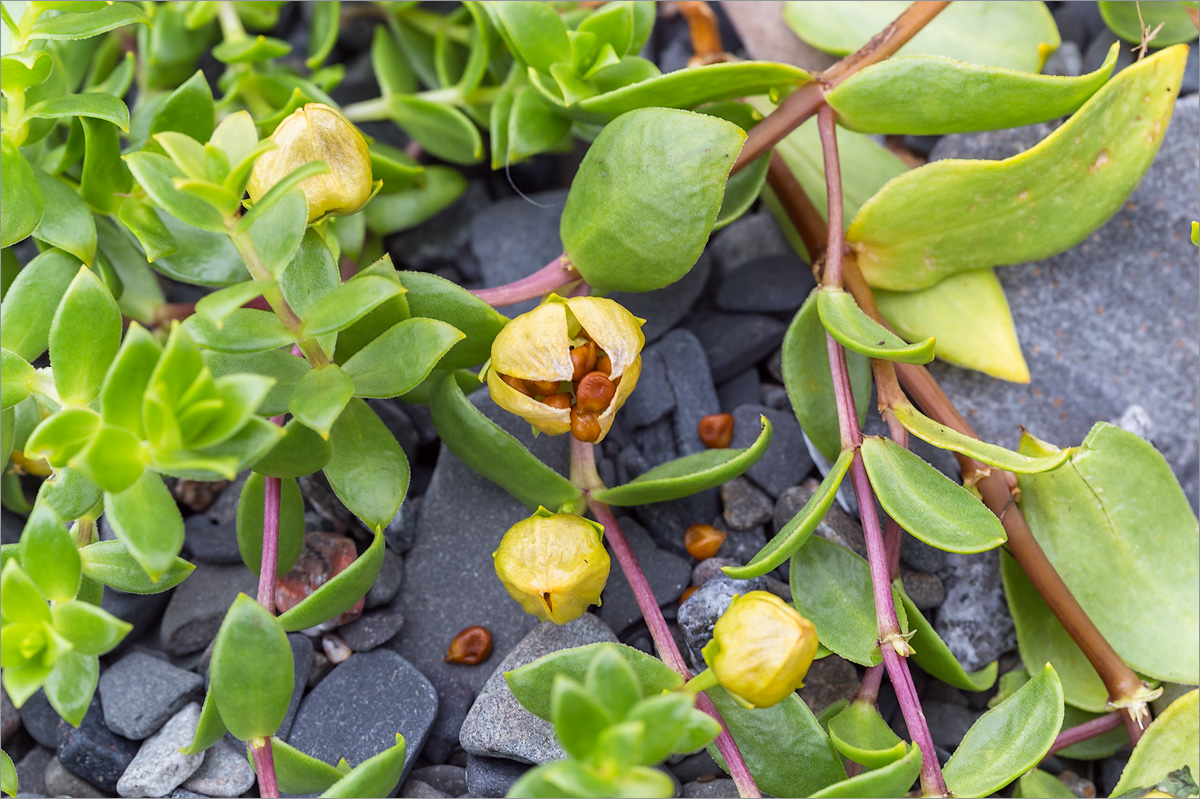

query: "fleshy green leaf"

left=552, top=677, right=614, bottom=761
left=48, top=266, right=120, bottom=404
left=28, top=2, right=150, bottom=40
left=896, top=582, right=998, bottom=692
left=18, top=503, right=81, bottom=602
left=79, top=541, right=194, bottom=594
left=251, top=417, right=331, bottom=478
left=236, top=473, right=304, bottom=577
left=826, top=45, right=1119, bottom=135
left=2, top=747, right=17, bottom=797
left=25, top=91, right=130, bottom=130
left=1, top=137, right=44, bottom=249
left=389, top=94, right=483, bottom=165
left=196, top=280, right=274, bottom=327
left=124, top=151, right=226, bottom=233
left=289, top=364, right=354, bottom=440
left=781, top=291, right=871, bottom=463
left=69, top=423, right=145, bottom=494
left=810, top=742, right=922, bottom=798
left=183, top=309, right=296, bottom=353
left=43, top=649, right=98, bottom=727
left=299, top=276, right=405, bottom=339
left=50, top=600, right=132, bottom=655
left=790, top=536, right=908, bottom=667
left=268, top=737, right=344, bottom=794
left=726, top=448, right=853, bottom=579
left=306, top=1, right=340, bottom=69
left=180, top=684, right=228, bottom=755
left=81, top=118, right=132, bottom=214
left=1016, top=424, right=1199, bottom=685
left=24, top=407, right=101, bottom=467
left=31, top=170, right=97, bottom=265
left=103, top=471, right=185, bottom=580
left=117, top=198, right=179, bottom=263
left=397, top=270, right=508, bottom=370
left=1110, top=690, right=1199, bottom=797
left=942, top=664, right=1064, bottom=798
left=210, top=594, right=293, bottom=740
left=0, top=350, right=34, bottom=411
left=783, top=1, right=1059, bottom=71
left=429, top=374, right=581, bottom=513
left=1099, top=1, right=1199, bottom=47
left=35, top=467, right=102, bottom=523
left=203, top=350, right=311, bottom=417
left=1015, top=768, right=1075, bottom=799
left=320, top=733, right=408, bottom=798
left=891, top=402, right=1070, bottom=474
left=489, top=1, right=572, bottom=74
left=213, top=34, right=291, bottom=64
left=323, top=398, right=409, bottom=531
left=827, top=700, right=908, bottom=769
left=861, top=437, right=1007, bottom=553
left=593, top=416, right=773, bottom=505
left=849, top=46, right=1190, bottom=291
left=1, top=51, right=53, bottom=94
left=277, top=527, right=386, bottom=632
left=342, top=318, right=464, bottom=399
left=875, top=268, right=1030, bottom=383
left=237, top=161, right=329, bottom=233
left=364, top=165, right=466, bottom=236
left=142, top=211, right=245, bottom=286
left=817, top=287, right=934, bottom=364
left=149, top=70, right=215, bottom=142
left=100, top=322, right=162, bottom=435
left=561, top=107, right=745, bottom=293
left=0, top=248, right=79, bottom=361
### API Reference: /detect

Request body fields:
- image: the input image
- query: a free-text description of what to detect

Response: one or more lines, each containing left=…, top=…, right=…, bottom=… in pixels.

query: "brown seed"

left=684, top=524, right=727, bottom=560
left=595, top=353, right=612, bottom=375
left=501, top=373, right=532, bottom=395
left=525, top=379, right=561, bottom=397
left=570, top=342, right=597, bottom=382
left=575, top=371, right=616, bottom=413
left=445, top=625, right=493, bottom=665
left=698, top=413, right=735, bottom=449
left=681, top=585, right=699, bottom=602
left=542, top=392, right=572, bottom=410
left=570, top=408, right=601, bottom=442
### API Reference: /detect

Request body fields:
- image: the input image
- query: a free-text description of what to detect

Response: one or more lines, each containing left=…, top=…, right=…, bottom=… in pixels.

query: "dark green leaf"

left=31, top=170, right=97, bottom=265
left=307, top=1, right=340, bottom=69
left=594, top=416, right=773, bottom=505
left=891, top=402, right=1070, bottom=474
left=368, top=142, right=423, bottom=191
left=323, top=398, right=409, bottom=531
left=268, top=737, right=344, bottom=794
left=1015, top=768, right=1075, bottom=799
left=827, top=700, right=908, bottom=769
left=397, top=271, right=508, bottom=370
left=942, top=664, right=1063, bottom=798
left=817, top=287, right=934, bottom=364
left=103, top=471, right=184, bottom=580
left=1099, top=1, right=1198, bottom=47
left=277, top=527, right=386, bottom=632
left=369, top=26, right=417, bottom=97
left=237, top=473, right=304, bottom=577
left=343, top=319, right=465, bottom=399
left=320, top=733, right=407, bottom=798
left=429, top=375, right=581, bottom=513
left=251, top=417, right=331, bottom=478
left=183, top=309, right=296, bottom=353
left=389, top=94, right=483, bottom=165
left=490, top=1, right=571, bottom=73
left=300, top=276, right=405, bottom=338
left=43, top=649, right=98, bottom=727
left=780, top=290, right=871, bottom=463
left=332, top=256, right=411, bottom=365
left=507, top=88, right=571, bottom=161
left=49, top=266, right=120, bottom=404
left=18, top=503, right=80, bottom=602
left=79, top=541, right=194, bottom=594
left=25, top=91, right=130, bottom=130
left=289, top=364, right=354, bottom=440
left=213, top=34, right=291, bottom=64
left=561, top=108, right=745, bottom=293
left=80, top=118, right=132, bottom=214
left=117, top=198, right=179, bottom=263
left=203, top=350, right=311, bottom=417
left=861, top=437, right=1007, bottom=553
left=364, top=166, right=466, bottom=236
left=50, top=599, right=132, bottom=655
left=210, top=594, right=293, bottom=740
left=1, top=749, right=13, bottom=798
left=149, top=70, right=215, bottom=142
left=0, top=248, right=79, bottom=361
left=726, top=449, right=852, bottom=580
left=810, top=742, right=922, bottom=798
left=180, top=684, right=228, bottom=755
left=0, top=137, right=44, bottom=249
left=28, top=3, right=150, bottom=40
left=139, top=211, right=245, bottom=286
left=896, top=582, right=999, bottom=692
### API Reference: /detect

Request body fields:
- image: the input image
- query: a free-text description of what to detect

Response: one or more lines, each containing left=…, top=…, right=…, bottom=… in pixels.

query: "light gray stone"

left=465, top=754, right=530, bottom=798
left=720, top=477, right=773, bottom=531
left=459, top=615, right=617, bottom=764
left=682, top=778, right=738, bottom=798
left=42, top=756, right=97, bottom=798
left=179, top=738, right=255, bottom=797
left=116, top=703, right=205, bottom=798
left=935, top=550, right=1016, bottom=672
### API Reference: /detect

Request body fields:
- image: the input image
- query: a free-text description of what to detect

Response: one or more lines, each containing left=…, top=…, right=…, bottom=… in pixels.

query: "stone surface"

left=99, top=651, right=203, bottom=740
left=17, top=691, right=59, bottom=749
left=465, top=754, right=531, bottom=798
left=919, top=701, right=982, bottom=751
left=715, top=255, right=813, bottom=314
left=732, top=405, right=812, bottom=499
left=365, top=547, right=405, bottom=609
left=899, top=532, right=948, bottom=574
left=654, top=329, right=723, bottom=458
left=409, top=765, right=468, bottom=797
left=798, top=655, right=859, bottom=715
left=160, top=564, right=258, bottom=656
left=179, top=737, right=255, bottom=798
left=683, top=778, right=738, bottom=798
left=716, top=370, right=761, bottom=416
left=691, top=558, right=741, bottom=587
left=707, top=517, right=768, bottom=566
left=388, top=180, right=489, bottom=279
left=423, top=678, right=475, bottom=765
left=459, top=615, right=618, bottom=763
left=635, top=490, right=722, bottom=559
left=613, top=252, right=714, bottom=344
left=399, top=779, right=447, bottom=798
left=1, top=688, right=18, bottom=745
left=339, top=610, right=404, bottom=652
left=774, top=479, right=867, bottom=560
left=899, top=566, right=946, bottom=610
left=720, top=477, right=774, bottom=531
left=935, top=550, right=1016, bottom=672
left=55, top=697, right=139, bottom=793
left=384, top=498, right=419, bottom=555
left=927, top=97, right=1200, bottom=509
left=389, top=390, right=567, bottom=699
left=470, top=190, right=569, bottom=317
left=42, top=756, right=97, bottom=798
left=684, top=312, right=787, bottom=383
left=15, top=746, right=52, bottom=797
left=599, top=517, right=691, bottom=635
left=670, top=751, right=723, bottom=783
left=288, top=649, right=437, bottom=785
left=677, top=575, right=767, bottom=670
left=181, top=474, right=244, bottom=564
left=622, top=349, right=675, bottom=430
left=277, top=633, right=313, bottom=741
left=100, top=588, right=171, bottom=656
left=706, top=210, right=795, bottom=273
left=116, top=703, right=204, bottom=798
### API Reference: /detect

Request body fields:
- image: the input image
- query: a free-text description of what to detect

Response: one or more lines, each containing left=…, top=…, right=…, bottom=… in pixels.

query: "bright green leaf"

left=1099, top=1, right=1199, bottom=47
left=810, top=742, right=923, bottom=798
left=236, top=473, right=304, bottom=578
left=18, top=503, right=80, bottom=602
left=277, top=527, right=386, bottom=632
left=49, top=265, right=120, bottom=404
left=79, top=540, right=194, bottom=594
left=827, top=700, right=908, bottom=769
left=43, top=649, right=98, bottom=727
left=50, top=599, right=132, bottom=655
left=149, top=69, right=215, bottom=142
left=0, top=248, right=79, bottom=361
left=103, top=470, right=185, bottom=580
left=320, top=733, right=407, bottom=798
left=896, top=582, right=998, bottom=692
left=397, top=270, right=508, bottom=370
left=210, top=594, right=293, bottom=740
left=31, top=170, right=96, bottom=265
left=891, top=402, right=1070, bottom=473
left=817, top=287, right=935, bottom=364
left=1, top=136, right=44, bottom=249
left=268, top=736, right=344, bottom=794
left=1110, top=690, right=1199, bottom=797
left=28, top=2, right=150, bottom=40
left=342, top=318, right=464, bottom=399
left=184, top=309, right=296, bottom=353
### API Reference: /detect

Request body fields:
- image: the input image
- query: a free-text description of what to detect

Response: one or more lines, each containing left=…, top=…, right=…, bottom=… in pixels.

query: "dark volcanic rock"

left=684, top=312, right=787, bottom=383
left=55, top=697, right=139, bottom=793
left=99, top=651, right=203, bottom=740
left=465, top=754, right=531, bottom=799
left=339, top=610, right=405, bottom=652
left=715, top=254, right=813, bottom=314
left=612, top=252, right=714, bottom=344
left=470, top=189, right=569, bottom=317
left=935, top=550, right=1015, bottom=672
left=160, top=563, right=258, bottom=656
left=599, top=516, right=691, bottom=635
left=17, top=691, right=59, bottom=749
left=277, top=633, right=313, bottom=741
left=731, top=404, right=812, bottom=499
left=181, top=474, right=244, bottom=564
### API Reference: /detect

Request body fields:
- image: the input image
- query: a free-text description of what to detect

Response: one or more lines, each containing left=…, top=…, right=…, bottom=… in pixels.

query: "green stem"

left=217, top=1, right=247, bottom=43
left=342, top=96, right=392, bottom=123
left=399, top=8, right=472, bottom=45
left=679, top=668, right=720, bottom=697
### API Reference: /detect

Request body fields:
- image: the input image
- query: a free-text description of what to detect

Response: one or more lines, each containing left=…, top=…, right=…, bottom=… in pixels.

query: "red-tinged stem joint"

left=470, top=256, right=581, bottom=308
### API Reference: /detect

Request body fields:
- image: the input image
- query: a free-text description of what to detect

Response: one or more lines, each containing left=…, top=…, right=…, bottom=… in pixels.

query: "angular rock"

left=288, top=649, right=437, bottom=786
left=928, top=97, right=1200, bottom=509
left=899, top=566, right=946, bottom=611
left=384, top=498, right=419, bottom=555
left=798, top=655, right=859, bottom=715
left=389, top=390, right=567, bottom=698
left=599, top=517, right=691, bottom=635
left=691, top=558, right=741, bottom=587
left=422, top=679, right=475, bottom=765
left=657, top=330, right=721, bottom=457
left=716, top=369, right=761, bottom=416
left=366, top=547, right=405, bottom=609
left=277, top=633, right=313, bottom=741
left=99, top=651, right=204, bottom=740
left=612, top=252, right=714, bottom=344
left=677, top=575, right=767, bottom=670
left=621, top=349, right=675, bottom=430
left=715, top=254, right=813, bottom=314
left=459, top=615, right=618, bottom=764
left=116, top=702, right=204, bottom=798
left=683, top=778, right=738, bottom=798
left=44, top=755, right=99, bottom=798
left=670, top=750, right=723, bottom=783
left=101, top=588, right=170, bottom=657
left=684, top=312, right=787, bottom=383
left=899, top=531, right=948, bottom=574
left=635, top=490, right=721, bottom=559
left=732, top=405, right=812, bottom=498
left=181, top=474, right=244, bottom=564
left=409, top=765, right=468, bottom=797
left=1, top=688, right=18, bottom=745
left=275, top=532, right=365, bottom=627
left=179, top=737, right=255, bottom=798
left=469, top=190, right=569, bottom=317
left=707, top=517, right=768, bottom=566
left=935, top=550, right=1015, bottom=672
left=339, top=610, right=404, bottom=652
left=160, top=564, right=258, bottom=657
left=17, top=691, right=59, bottom=749
left=387, top=180, right=489, bottom=279
left=465, top=754, right=531, bottom=799
left=399, top=779, right=447, bottom=798
left=55, top=697, right=139, bottom=793
left=720, top=477, right=773, bottom=531
left=707, top=211, right=794, bottom=273
left=919, top=701, right=981, bottom=751
left=298, top=470, right=367, bottom=537
left=15, top=745, right=52, bottom=797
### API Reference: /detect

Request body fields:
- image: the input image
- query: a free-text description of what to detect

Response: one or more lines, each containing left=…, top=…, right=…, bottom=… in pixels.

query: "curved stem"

left=1045, top=712, right=1123, bottom=759
left=470, top=256, right=581, bottom=308
left=571, top=439, right=761, bottom=798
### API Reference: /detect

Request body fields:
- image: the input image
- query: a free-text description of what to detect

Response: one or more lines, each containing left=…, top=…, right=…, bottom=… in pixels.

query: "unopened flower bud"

left=493, top=508, right=610, bottom=625
left=702, top=591, right=818, bottom=708
left=248, top=103, right=373, bottom=223
left=487, top=295, right=645, bottom=443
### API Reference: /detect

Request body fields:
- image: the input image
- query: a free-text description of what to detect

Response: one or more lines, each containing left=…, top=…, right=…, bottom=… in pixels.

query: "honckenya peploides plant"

left=1, top=2, right=1197, bottom=798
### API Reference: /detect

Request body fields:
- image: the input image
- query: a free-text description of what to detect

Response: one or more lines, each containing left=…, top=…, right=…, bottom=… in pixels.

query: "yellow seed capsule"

left=247, top=103, right=373, bottom=224
left=493, top=508, right=611, bottom=625
left=486, top=294, right=645, bottom=443
left=702, top=591, right=818, bottom=708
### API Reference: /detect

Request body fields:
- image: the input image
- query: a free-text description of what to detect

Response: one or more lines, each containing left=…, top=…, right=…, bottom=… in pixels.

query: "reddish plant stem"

left=470, top=256, right=581, bottom=308
left=572, top=439, right=761, bottom=798
left=251, top=740, right=279, bottom=799
left=1045, top=712, right=1123, bottom=758
left=817, top=97, right=948, bottom=798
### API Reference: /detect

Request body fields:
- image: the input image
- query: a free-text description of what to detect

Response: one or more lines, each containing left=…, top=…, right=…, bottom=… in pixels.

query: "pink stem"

left=818, top=104, right=846, bottom=289
left=1045, top=712, right=1123, bottom=758
left=469, top=256, right=582, bottom=308
left=252, top=741, right=279, bottom=798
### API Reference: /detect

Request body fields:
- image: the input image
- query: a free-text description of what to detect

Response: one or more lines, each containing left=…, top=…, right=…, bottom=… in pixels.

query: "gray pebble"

left=715, top=255, right=813, bottom=314
left=934, top=550, right=1015, bottom=672
left=684, top=312, right=787, bottom=384
left=99, top=651, right=203, bottom=740
left=338, top=610, right=404, bottom=652
left=278, top=633, right=313, bottom=741
left=42, top=757, right=97, bottom=799
left=409, top=765, right=467, bottom=797
left=599, top=517, right=691, bottom=635
left=464, top=754, right=531, bottom=799
left=732, top=405, right=812, bottom=499
left=179, top=737, right=255, bottom=798
left=160, top=564, right=258, bottom=657
left=682, top=778, right=738, bottom=798
left=116, top=703, right=205, bottom=798
left=720, top=477, right=773, bottom=531
left=366, top=547, right=405, bottom=609
left=677, top=575, right=767, bottom=671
